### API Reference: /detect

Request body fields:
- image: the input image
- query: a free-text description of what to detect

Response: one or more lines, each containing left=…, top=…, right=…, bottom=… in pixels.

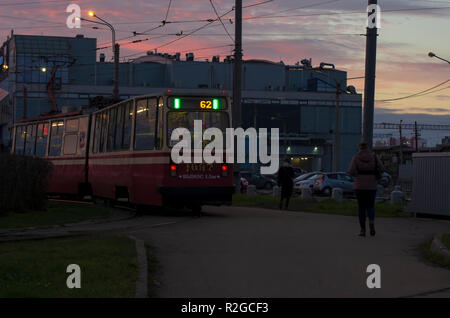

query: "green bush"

left=0, top=153, right=53, bottom=214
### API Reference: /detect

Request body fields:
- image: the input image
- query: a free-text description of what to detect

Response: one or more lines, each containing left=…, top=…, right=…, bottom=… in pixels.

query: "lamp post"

left=87, top=11, right=119, bottom=101
left=428, top=52, right=450, bottom=65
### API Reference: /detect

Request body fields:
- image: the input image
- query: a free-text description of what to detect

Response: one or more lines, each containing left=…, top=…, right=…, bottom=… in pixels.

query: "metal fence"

left=409, top=152, right=450, bottom=216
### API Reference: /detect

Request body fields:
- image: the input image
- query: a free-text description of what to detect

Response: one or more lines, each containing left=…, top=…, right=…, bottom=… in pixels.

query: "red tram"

left=11, top=90, right=234, bottom=211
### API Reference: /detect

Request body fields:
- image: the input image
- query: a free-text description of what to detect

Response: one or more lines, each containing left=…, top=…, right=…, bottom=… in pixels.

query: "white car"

left=294, top=173, right=321, bottom=194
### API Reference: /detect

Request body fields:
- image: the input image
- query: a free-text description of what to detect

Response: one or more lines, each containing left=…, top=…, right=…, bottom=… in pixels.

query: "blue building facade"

left=0, top=33, right=362, bottom=171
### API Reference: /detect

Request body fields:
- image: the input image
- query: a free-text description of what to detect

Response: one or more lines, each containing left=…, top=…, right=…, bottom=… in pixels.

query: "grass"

left=421, top=236, right=450, bottom=270
left=232, top=194, right=404, bottom=217
left=442, top=234, right=450, bottom=250
left=0, top=235, right=139, bottom=298
left=0, top=201, right=110, bottom=229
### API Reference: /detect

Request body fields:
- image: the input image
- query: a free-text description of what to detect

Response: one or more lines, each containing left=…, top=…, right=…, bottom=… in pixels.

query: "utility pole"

left=23, top=86, right=27, bottom=119
left=414, top=121, right=419, bottom=152
left=362, top=0, right=378, bottom=149
left=233, top=0, right=242, bottom=128
left=283, top=121, right=287, bottom=161
left=399, top=120, right=403, bottom=165
left=233, top=0, right=243, bottom=191
left=113, top=43, right=120, bottom=101
left=333, top=83, right=341, bottom=172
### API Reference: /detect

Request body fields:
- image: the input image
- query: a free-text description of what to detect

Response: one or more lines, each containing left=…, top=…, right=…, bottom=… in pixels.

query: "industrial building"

left=0, top=32, right=362, bottom=171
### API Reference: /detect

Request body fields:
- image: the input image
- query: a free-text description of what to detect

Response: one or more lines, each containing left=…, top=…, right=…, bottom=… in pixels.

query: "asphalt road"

left=130, top=206, right=450, bottom=298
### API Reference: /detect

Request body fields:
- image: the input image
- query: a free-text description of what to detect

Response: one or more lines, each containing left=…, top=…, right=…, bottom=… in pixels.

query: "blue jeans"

left=355, top=190, right=376, bottom=231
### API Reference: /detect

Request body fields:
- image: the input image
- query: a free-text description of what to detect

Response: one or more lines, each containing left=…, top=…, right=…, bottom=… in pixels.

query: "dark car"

left=240, top=171, right=277, bottom=190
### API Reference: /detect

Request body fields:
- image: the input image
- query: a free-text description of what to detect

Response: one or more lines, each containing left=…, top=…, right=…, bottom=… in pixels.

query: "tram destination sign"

left=169, top=97, right=227, bottom=110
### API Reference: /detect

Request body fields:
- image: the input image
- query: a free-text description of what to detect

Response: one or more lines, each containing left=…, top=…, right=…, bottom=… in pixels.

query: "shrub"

left=0, top=153, right=53, bottom=214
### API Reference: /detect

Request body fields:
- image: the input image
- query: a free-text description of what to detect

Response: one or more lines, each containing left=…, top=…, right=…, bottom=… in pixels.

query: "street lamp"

left=86, top=10, right=119, bottom=101
left=428, top=52, right=450, bottom=65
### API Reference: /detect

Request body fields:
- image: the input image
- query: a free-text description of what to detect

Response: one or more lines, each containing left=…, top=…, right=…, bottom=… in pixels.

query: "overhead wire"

left=376, top=79, right=450, bottom=102
left=209, top=0, right=234, bottom=43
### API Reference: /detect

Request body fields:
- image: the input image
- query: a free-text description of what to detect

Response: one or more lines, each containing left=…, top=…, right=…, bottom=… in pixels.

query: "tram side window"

left=107, top=107, right=117, bottom=152
left=63, top=134, right=78, bottom=155
left=135, top=98, right=157, bottom=150
left=98, top=111, right=108, bottom=153
left=156, top=97, right=164, bottom=149
left=49, top=121, right=64, bottom=156
left=36, top=123, right=49, bottom=156
left=24, top=124, right=37, bottom=156
left=114, top=103, right=124, bottom=151
left=14, top=126, right=25, bottom=155
left=63, top=119, right=79, bottom=155
left=122, top=101, right=133, bottom=150
left=93, top=113, right=102, bottom=153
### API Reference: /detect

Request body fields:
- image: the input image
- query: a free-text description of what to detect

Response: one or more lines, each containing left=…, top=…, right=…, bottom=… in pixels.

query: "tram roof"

left=16, top=111, right=83, bottom=124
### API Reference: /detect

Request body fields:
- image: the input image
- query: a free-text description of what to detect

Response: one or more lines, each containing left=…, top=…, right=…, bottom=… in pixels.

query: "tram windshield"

left=167, top=111, right=229, bottom=147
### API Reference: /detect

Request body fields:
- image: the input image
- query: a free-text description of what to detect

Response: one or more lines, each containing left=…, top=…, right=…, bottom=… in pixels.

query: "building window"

left=49, top=121, right=64, bottom=156
left=134, top=98, right=157, bottom=150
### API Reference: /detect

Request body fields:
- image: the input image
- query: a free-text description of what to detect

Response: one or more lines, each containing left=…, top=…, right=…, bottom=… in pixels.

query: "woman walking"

left=348, top=142, right=384, bottom=237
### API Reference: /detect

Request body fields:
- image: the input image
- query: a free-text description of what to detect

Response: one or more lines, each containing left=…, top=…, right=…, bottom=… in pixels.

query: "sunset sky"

left=1, top=0, right=449, bottom=124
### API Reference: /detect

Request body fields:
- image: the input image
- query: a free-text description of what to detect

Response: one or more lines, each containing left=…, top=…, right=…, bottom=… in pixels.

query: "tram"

left=11, top=90, right=234, bottom=211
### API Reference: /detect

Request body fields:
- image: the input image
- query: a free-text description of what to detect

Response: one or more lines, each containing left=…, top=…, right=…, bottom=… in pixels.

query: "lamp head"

left=428, top=52, right=436, bottom=58
left=88, top=11, right=95, bottom=17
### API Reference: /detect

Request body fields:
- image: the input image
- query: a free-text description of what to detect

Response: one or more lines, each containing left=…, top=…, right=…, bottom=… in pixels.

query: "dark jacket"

left=278, top=164, right=295, bottom=197
left=348, top=149, right=385, bottom=190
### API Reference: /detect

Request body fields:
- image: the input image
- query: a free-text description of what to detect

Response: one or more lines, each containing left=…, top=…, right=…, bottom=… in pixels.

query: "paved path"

left=2, top=204, right=449, bottom=297
left=129, top=206, right=450, bottom=298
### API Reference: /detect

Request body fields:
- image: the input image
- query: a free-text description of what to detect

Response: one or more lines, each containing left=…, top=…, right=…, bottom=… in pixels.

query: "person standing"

left=277, top=158, right=295, bottom=210
left=348, top=141, right=384, bottom=237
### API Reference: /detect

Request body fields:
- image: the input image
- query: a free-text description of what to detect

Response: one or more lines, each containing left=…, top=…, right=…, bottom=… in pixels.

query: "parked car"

left=313, top=172, right=354, bottom=196
left=294, top=173, right=322, bottom=194
left=240, top=171, right=277, bottom=190
left=292, top=167, right=306, bottom=178
left=294, top=171, right=320, bottom=184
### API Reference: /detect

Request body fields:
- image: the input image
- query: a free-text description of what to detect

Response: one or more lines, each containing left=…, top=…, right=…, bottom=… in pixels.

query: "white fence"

left=409, top=152, right=450, bottom=216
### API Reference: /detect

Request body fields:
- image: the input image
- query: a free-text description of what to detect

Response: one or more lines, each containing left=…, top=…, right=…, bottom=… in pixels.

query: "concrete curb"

left=430, top=234, right=450, bottom=259
left=129, top=235, right=148, bottom=298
